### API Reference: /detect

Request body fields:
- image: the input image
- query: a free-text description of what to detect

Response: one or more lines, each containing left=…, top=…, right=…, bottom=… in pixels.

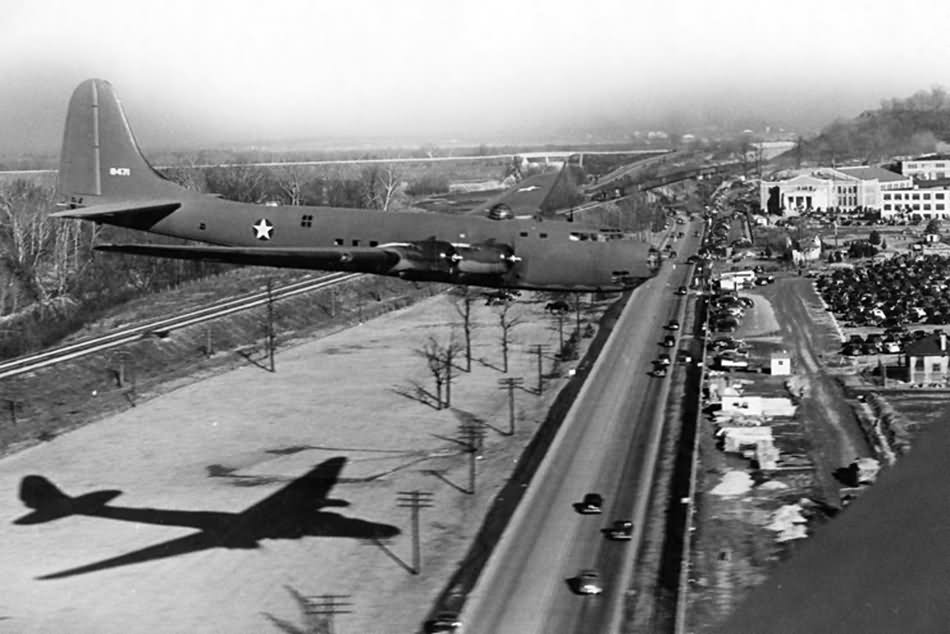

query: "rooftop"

left=837, top=166, right=909, bottom=182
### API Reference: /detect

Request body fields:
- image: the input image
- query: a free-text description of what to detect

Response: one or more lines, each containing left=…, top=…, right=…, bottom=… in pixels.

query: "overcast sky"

left=2, top=0, right=949, bottom=154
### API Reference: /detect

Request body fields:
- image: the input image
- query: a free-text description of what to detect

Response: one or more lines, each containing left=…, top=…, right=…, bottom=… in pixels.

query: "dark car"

left=425, top=611, right=462, bottom=633
left=604, top=520, right=633, bottom=540
left=663, top=334, right=677, bottom=348
left=667, top=319, right=680, bottom=330
left=578, top=493, right=603, bottom=514
left=573, top=569, right=604, bottom=595
left=651, top=365, right=668, bottom=378
left=676, top=286, right=688, bottom=295
left=545, top=300, right=570, bottom=313
left=657, top=352, right=672, bottom=366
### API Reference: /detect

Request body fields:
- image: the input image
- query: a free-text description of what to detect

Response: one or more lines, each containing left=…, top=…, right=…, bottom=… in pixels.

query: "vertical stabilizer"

left=57, top=79, right=181, bottom=204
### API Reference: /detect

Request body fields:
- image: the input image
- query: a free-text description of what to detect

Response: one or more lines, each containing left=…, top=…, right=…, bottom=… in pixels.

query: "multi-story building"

left=881, top=186, right=950, bottom=220
left=900, top=155, right=950, bottom=181
left=759, top=167, right=911, bottom=213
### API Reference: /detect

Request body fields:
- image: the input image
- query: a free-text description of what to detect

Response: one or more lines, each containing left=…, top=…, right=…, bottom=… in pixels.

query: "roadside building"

left=759, top=167, right=910, bottom=214
left=900, top=155, right=950, bottom=181
left=904, top=332, right=949, bottom=384
left=770, top=351, right=791, bottom=376
left=881, top=185, right=950, bottom=221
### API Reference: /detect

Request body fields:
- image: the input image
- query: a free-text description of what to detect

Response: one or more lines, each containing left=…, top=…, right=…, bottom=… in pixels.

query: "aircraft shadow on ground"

left=12, top=457, right=400, bottom=580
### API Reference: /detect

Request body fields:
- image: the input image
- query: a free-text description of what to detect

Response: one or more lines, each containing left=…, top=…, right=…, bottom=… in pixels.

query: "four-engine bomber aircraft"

left=52, top=79, right=658, bottom=291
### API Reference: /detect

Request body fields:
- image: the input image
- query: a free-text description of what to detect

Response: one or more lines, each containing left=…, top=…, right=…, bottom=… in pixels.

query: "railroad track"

left=0, top=272, right=360, bottom=380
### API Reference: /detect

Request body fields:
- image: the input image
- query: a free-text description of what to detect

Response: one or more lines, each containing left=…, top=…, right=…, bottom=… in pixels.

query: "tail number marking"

left=109, top=167, right=131, bottom=176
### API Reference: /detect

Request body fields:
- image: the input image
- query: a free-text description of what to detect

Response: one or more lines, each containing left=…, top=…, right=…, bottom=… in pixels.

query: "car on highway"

left=425, top=611, right=463, bottom=633
left=604, top=520, right=633, bottom=540
left=573, top=569, right=604, bottom=595
left=577, top=493, right=603, bottom=514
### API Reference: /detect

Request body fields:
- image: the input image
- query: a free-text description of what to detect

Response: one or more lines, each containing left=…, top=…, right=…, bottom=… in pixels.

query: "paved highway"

left=462, top=223, right=701, bottom=633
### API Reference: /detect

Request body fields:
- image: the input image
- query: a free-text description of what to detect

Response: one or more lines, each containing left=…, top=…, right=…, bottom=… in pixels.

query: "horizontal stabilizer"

left=96, top=243, right=400, bottom=273
left=51, top=199, right=181, bottom=223
left=14, top=475, right=121, bottom=525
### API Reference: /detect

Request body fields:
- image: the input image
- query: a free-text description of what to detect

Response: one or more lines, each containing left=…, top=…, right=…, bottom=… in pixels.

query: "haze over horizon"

left=2, top=0, right=949, bottom=155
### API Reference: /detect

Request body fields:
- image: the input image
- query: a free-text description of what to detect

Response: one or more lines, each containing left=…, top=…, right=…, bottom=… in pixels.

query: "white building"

left=881, top=186, right=950, bottom=220
left=900, top=155, right=950, bottom=181
left=760, top=167, right=910, bottom=213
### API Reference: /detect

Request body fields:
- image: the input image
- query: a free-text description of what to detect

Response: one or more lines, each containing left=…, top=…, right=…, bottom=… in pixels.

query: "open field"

left=0, top=287, right=619, bottom=633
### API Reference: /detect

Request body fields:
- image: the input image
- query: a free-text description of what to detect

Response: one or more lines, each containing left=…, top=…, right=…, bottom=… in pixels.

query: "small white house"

left=770, top=351, right=791, bottom=376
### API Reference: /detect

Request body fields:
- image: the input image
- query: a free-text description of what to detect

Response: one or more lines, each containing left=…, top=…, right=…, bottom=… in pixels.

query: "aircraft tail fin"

left=14, top=475, right=121, bottom=525
left=57, top=78, right=183, bottom=206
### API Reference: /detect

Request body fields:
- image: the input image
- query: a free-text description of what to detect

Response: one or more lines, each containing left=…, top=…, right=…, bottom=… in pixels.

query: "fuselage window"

left=370, top=240, right=379, bottom=247
left=520, top=231, right=529, bottom=237
left=301, top=214, right=313, bottom=228
left=539, top=233, right=548, bottom=239
left=352, top=239, right=360, bottom=246
left=199, top=222, right=206, bottom=231
left=334, top=238, right=344, bottom=246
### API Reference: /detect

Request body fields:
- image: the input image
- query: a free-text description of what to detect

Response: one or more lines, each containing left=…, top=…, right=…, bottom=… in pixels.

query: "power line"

left=498, top=377, right=525, bottom=435
left=397, top=490, right=434, bottom=574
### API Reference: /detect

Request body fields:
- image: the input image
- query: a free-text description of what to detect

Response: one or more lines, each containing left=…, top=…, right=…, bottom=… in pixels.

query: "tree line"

left=0, top=162, right=435, bottom=358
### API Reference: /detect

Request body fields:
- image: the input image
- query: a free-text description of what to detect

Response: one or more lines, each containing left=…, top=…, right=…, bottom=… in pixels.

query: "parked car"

left=663, top=334, right=677, bottom=347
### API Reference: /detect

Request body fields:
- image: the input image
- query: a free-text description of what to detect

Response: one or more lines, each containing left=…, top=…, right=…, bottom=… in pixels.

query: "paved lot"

left=0, top=292, right=588, bottom=633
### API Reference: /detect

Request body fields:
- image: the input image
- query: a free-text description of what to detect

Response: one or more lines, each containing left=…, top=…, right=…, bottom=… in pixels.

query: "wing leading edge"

left=96, top=243, right=400, bottom=273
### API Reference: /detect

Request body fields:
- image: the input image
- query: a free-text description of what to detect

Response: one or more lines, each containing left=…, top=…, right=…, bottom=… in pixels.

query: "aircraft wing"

left=241, top=457, right=348, bottom=521
left=37, top=530, right=216, bottom=580
left=468, top=171, right=561, bottom=217
left=96, top=243, right=399, bottom=272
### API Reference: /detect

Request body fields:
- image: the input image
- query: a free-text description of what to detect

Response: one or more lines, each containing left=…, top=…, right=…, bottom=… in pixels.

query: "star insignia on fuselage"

left=252, top=218, right=274, bottom=240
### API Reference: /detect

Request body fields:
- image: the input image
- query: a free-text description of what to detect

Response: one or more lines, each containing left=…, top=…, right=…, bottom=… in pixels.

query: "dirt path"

left=761, top=277, right=871, bottom=501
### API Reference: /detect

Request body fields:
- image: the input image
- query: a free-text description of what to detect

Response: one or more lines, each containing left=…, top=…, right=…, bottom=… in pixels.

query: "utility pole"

left=498, top=377, right=524, bottom=435
left=530, top=343, right=549, bottom=394
left=266, top=279, right=276, bottom=372
left=458, top=422, right=486, bottom=494
left=304, top=594, right=352, bottom=634
left=397, top=490, right=434, bottom=574
left=114, top=350, right=131, bottom=388
left=204, top=324, right=215, bottom=357
left=573, top=292, right=583, bottom=337
left=1, top=398, right=22, bottom=426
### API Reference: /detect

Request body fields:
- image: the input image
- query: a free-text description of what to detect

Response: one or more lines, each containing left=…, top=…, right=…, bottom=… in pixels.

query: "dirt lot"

left=685, top=268, right=873, bottom=632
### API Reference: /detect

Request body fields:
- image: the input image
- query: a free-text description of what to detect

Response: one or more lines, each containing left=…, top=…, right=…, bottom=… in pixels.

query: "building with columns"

left=760, top=167, right=911, bottom=214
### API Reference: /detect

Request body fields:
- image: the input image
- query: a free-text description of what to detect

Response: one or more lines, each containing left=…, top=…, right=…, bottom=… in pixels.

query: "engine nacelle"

left=386, top=240, right=520, bottom=277
left=453, top=243, right=519, bottom=274
left=387, top=240, right=456, bottom=273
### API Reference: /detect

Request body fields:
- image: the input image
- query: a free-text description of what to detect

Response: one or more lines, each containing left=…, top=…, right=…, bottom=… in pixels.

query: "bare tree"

left=451, top=286, right=477, bottom=371
left=276, top=165, right=306, bottom=206
left=416, top=333, right=463, bottom=408
left=496, top=302, right=524, bottom=373
left=0, top=181, right=61, bottom=310
left=362, top=163, right=404, bottom=212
